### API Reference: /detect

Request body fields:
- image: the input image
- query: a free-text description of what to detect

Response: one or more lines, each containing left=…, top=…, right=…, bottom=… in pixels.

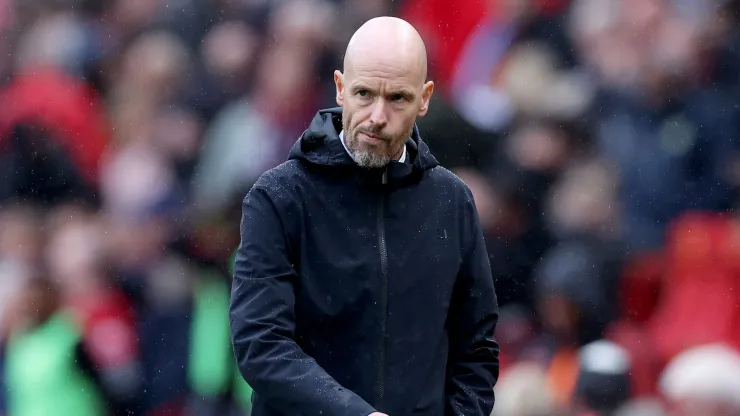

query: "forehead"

left=346, top=46, right=423, bottom=88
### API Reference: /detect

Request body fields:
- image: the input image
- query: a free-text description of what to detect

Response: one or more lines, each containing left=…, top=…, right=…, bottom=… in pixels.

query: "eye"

left=390, top=94, right=405, bottom=102
left=357, top=90, right=370, bottom=97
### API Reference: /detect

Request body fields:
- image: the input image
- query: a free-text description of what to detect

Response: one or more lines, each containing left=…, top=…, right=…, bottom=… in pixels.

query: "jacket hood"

left=288, top=107, right=439, bottom=179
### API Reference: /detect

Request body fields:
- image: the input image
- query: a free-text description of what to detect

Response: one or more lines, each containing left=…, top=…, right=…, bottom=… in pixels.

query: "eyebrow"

left=351, top=84, right=416, bottom=100
left=393, top=90, right=416, bottom=101
left=350, top=84, right=373, bottom=94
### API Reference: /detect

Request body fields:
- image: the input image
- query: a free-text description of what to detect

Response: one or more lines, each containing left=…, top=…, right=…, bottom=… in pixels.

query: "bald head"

left=343, top=16, right=428, bottom=85
left=333, top=17, right=434, bottom=168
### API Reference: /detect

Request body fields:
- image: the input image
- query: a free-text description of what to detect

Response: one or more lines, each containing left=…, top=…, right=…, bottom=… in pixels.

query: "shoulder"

left=252, top=160, right=304, bottom=189
left=245, top=160, right=307, bottom=208
left=426, top=166, right=475, bottom=202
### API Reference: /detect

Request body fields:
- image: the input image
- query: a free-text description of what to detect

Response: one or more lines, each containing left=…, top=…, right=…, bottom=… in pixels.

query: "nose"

left=369, top=99, right=388, bottom=127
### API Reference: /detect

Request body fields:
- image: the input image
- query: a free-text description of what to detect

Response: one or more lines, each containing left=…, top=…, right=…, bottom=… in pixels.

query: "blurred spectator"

left=492, top=361, right=559, bottom=416
left=0, top=123, right=96, bottom=205
left=456, top=167, right=551, bottom=310
left=3, top=275, right=107, bottom=416
left=573, top=340, right=631, bottom=415
left=0, top=202, right=43, bottom=340
left=581, top=0, right=739, bottom=251
left=494, top=305, right=539, bottom=375
left=530, top=238, right=623, bottom=407
left=190, top=20, right=260, bottom=119
left=45, top=207, right=143, bottom=414
left=0, top=67, right=109, bottom=204
left=544, top=158, right=619, bottom=240
left=191, top=40, right=321, bottom=215
left=659, top=343, right=740, bottom=416
left=107, top=30, right=192, bottom=147
left=101, top=146, right=193, bottom=413
left=613, top=399, right=665, bottom=416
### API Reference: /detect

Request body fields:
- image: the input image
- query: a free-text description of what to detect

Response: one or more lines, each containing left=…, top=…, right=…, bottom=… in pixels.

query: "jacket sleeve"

left=229, top=184, right=377, bottom=416
left=445, top=192, right=500, bottom=416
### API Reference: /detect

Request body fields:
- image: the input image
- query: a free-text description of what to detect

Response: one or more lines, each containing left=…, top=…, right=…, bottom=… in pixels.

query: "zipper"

left=375, top=169, right=389, bottom=408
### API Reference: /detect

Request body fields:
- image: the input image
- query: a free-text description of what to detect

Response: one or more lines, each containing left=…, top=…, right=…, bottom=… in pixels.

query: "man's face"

left=334, top=55, right=433, bottom=168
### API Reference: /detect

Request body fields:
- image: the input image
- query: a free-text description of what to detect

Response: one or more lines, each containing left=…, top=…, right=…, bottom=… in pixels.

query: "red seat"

left=619, top=251, right=665, bottom=325
left=647, top=212, right=740, bottom=364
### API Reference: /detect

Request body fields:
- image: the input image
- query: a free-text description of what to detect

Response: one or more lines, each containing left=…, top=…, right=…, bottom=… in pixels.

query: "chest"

left=288, top=174, right=463, bottom=314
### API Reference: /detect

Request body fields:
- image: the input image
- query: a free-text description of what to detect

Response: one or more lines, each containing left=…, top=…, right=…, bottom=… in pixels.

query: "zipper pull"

left=381, top=169, right=388, bottom=185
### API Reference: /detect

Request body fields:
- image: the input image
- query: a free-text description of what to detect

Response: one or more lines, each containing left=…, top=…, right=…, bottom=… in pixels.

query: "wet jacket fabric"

left=230, top=107, right=499, bottom=416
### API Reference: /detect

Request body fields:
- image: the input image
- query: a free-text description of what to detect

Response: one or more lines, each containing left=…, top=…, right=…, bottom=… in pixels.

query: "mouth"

left=358, top=131, right=386, bottom=144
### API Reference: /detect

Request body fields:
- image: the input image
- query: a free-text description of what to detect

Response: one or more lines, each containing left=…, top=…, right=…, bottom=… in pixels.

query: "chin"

left=349, top=146, right=391, bottom=168
left=356, top=142, right=385, bottom=156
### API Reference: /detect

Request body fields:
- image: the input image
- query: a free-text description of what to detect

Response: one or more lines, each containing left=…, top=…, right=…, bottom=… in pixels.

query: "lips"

left=359, top=131, right=386, bottom=142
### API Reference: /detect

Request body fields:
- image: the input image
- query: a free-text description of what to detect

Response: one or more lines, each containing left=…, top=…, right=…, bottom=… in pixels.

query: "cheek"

left=342, top=109, right=353, bottom=134
left=395, top=111, right=417, bottom=134
left=346, top=110, right=367, bottom=131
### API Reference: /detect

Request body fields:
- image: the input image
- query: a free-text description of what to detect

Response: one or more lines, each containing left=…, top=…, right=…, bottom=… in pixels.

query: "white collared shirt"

left=339, top=131, right=407, bottom=163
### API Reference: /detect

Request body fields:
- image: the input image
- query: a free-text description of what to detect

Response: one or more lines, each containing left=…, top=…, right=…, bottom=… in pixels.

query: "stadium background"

left=1, top=0, right=740, bottom=415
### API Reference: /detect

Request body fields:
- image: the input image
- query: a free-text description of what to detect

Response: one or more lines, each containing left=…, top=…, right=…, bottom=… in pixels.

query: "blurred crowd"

left=1, top=0, right=740, bottom=415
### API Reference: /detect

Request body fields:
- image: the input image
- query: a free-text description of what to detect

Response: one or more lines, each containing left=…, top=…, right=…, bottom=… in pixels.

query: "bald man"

left=230, top=17, right=500, bottom=416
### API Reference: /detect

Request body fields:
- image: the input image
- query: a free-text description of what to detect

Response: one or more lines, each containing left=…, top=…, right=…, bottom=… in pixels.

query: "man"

left=230, top=16, right=499, bottom=416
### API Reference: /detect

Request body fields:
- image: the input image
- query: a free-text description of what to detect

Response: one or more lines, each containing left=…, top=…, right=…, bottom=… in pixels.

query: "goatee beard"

left=344, top=127, right=394, bottom=169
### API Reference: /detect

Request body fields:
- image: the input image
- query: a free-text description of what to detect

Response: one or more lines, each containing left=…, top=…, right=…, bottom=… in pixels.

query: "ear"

left=334, top=70, right=345, bottom=107
left=417, top=80, right=435, bottom=117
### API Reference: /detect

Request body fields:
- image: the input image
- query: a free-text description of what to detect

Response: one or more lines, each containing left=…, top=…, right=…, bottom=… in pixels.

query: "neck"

left=392, top=146, right=404, bottom=161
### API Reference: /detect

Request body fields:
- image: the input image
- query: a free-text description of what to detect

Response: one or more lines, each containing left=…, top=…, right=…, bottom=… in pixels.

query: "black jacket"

left=230, top=108, right=499, bottom=416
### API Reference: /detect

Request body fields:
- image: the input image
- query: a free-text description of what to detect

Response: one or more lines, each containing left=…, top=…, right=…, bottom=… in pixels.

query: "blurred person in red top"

left=0, top=3, right=110, bottom=207
left=0, top=4, right=110, bottom=195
